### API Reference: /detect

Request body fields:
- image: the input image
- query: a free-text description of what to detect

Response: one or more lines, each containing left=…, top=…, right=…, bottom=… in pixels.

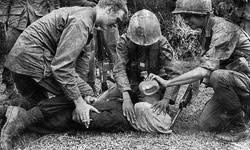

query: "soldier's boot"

left=215, top=111, right=250, bottom=142
left=1, top=106, right=44, bottom=150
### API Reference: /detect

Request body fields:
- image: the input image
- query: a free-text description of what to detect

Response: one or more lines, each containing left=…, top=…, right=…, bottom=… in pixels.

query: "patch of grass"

left=12, top=85, right=250, bottom=150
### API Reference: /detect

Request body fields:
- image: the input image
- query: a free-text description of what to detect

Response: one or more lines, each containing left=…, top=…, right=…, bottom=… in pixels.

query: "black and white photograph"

left=0, top=0, right=250, bottom=149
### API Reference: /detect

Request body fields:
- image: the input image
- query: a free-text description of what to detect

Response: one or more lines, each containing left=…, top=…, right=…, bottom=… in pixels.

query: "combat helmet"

left=172, top=0, right=213, bottom=15
left=127, top=9, right=162, bottom=46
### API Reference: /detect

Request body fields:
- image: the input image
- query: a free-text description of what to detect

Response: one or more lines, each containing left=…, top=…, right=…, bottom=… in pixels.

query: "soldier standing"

left=0, top=0, right=60, bottom=100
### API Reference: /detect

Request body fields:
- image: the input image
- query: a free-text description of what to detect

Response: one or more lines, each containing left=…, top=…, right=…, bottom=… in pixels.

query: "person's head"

left=172, top=0, right=213, bottom=29
left=127, top=9, right=162, bottom=46
left=95, top=0, right=128, bottom=30
left=139, top=80, right=160, bottom=104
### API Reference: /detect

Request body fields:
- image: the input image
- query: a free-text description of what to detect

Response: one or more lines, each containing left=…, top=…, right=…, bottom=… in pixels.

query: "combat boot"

left=1, top=106, right=44, bottom=150
left=215, top=111, right=250, bottom=142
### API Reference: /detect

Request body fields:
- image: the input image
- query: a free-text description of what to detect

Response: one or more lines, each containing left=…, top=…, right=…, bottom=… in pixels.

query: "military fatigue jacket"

left=27, top=0, right=60, bottom=23
left=5, top=7, right=96, bottom=101
left=0, top=0, right=60, bottom=30
left=199, top=16, right=250, bottom=71
left=114, top=34, right=179, bottom=101
left=0, top=0, right=28, bottom=30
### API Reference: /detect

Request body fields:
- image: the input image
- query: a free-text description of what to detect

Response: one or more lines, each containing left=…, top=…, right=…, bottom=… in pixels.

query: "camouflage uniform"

left=5, top=7, right=95, bottom=104
left=198, top=16, right=250, bottom=131
left=106, top=34, right=180, bottom=133
left=0, top=0, right=59, bottom=99
left=241, top=1, right=250, bottom=36
left=0, top=0, right=27, bottom=98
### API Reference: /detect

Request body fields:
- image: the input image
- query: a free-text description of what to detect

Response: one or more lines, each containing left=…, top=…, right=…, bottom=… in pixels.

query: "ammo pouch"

left=225, top=57, right=250, bottom=75
left=0, top=22, right=6, bottom=54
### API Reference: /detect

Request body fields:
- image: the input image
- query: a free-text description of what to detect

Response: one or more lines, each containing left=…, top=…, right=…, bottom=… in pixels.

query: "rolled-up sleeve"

left=113, top=34, right=131, bottom=92
left=51, top=20, right=93, bottom=101
left=200, top=23, right=240, bottom=71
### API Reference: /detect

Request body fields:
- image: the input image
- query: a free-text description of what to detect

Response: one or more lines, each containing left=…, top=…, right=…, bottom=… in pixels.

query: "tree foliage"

left=212, top=0, right=245, bottom=24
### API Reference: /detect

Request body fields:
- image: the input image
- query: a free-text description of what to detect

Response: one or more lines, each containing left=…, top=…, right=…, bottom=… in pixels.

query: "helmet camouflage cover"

left=127, top=9, right=162, bottom=46
left=172, top=0, right=213, bottom=15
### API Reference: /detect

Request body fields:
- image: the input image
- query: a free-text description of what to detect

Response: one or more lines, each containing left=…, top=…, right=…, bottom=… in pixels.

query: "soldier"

left=0, top=0, right=28, bottom=100
left=150, top=0, right=250, bottom=142
left=239, top=0, right=250, bottom=36
left=0, top=0, right=128, bottom=149
left=0, top=0, right=60, bottom=100
left=102, top=9, right=180, bottom=133
left=68, top=0, right=121, bottom=93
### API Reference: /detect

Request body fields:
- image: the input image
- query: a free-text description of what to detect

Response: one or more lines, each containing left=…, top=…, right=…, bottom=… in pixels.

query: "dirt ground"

left=0, top=84, right=247, bottom=150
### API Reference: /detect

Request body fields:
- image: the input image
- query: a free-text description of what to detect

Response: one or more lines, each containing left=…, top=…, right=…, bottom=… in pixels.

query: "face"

left=181, top=14, right=204, bottom=29
left=97, top=7, right=126, bottom=30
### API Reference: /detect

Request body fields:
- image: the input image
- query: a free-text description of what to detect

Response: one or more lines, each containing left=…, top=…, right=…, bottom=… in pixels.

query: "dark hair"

left=97, top=0, right=128, bottom=14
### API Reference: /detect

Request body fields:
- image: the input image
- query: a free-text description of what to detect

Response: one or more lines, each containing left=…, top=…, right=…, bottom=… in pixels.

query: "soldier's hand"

left=152, top=100, right=169, bottom=115
left=72, top=99, right=100, bottom=128
left=148, top=73, right=169, bottom=87
left=122, top=91, right=136, bottom=124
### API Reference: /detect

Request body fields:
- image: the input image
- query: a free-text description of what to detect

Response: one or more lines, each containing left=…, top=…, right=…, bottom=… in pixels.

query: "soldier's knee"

left=210, top=70, right=231, bottom=87
left=198, top=112, right=224, bottom=132
left=198, top=117, right=211, bottom=131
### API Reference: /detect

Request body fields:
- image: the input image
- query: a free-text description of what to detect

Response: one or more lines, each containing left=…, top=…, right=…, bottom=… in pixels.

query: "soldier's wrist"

left=74, top=96, right=87, bottom=106
left=122, top=90, right=132, bottom=101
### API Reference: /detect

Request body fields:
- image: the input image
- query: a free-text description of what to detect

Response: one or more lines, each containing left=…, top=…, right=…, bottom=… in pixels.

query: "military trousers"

left=9, top=72, right=132, bottom=133
left=199, top=69, right=250, bottom=131
left=0, top=27, right=22, bottom=93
